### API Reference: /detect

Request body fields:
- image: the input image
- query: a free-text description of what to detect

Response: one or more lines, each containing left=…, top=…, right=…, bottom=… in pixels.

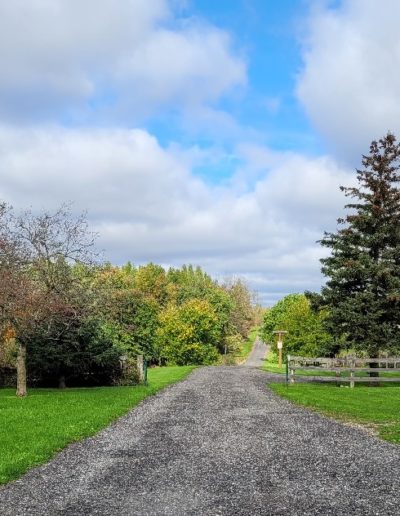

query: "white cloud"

left=0, top=126, right=207, bottom=224
left=297, top=0, right=400, bottom=161
left=116, top=27, right=245, bottom=113
left=0, top=1, right=368, bottom=305
left=0, top=125, right=352, bottom=304
left=0, top=0, right=245, bottom=122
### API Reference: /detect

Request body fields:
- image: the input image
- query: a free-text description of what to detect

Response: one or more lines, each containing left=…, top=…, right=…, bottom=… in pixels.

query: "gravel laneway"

left=243, top=336, right=268, bottom=367
left=1, top=367, right=400, bottom=515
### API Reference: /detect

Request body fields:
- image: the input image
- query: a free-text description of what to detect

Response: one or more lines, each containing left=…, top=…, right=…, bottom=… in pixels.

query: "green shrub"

left=262, top=294, right=332, bottom=359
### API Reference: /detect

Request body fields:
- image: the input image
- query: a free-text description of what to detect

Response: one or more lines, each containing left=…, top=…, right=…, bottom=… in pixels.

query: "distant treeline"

left=0, top=203, right=260, bottom=395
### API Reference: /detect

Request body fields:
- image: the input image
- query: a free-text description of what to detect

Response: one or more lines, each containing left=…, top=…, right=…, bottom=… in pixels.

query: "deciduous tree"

left=262, top=293, right=331, bottom=359
left=0, top=204, right=97, bottom=395
left=157, top=299, right=220, bottom=365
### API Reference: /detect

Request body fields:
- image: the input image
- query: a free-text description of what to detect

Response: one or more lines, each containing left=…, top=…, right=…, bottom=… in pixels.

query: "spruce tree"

left=320, top=133, right=400, bottom=357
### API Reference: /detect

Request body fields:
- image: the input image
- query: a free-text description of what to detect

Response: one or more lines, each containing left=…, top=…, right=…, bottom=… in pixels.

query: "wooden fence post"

left=350, top=356, right=355, bottom=388
left=288, top=355, right=295, bottom=384
left=137, top=355, right=145, bottom=383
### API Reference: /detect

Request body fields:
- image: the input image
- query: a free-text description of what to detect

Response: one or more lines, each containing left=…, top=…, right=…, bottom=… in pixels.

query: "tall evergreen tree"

left=320, top=133, right=400, bottom=356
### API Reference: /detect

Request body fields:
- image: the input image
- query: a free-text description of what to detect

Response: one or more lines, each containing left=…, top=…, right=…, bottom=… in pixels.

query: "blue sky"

left=144, top=0, right=323, bottom=180
left=0, top=0, right=399, bottom=304
left=192, top=0, right=315, bottom=147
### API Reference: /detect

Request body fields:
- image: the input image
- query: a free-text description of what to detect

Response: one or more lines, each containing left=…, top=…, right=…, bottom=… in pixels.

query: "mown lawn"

left=262, top=354, right=286, bottom=374
left=0, top=366, right=195, bottom=485
left=270, top=383, right=400, bottom=444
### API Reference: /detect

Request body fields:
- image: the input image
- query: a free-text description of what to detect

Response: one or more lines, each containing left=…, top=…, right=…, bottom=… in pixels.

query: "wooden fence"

left=287, top=355, right=400, bottom=387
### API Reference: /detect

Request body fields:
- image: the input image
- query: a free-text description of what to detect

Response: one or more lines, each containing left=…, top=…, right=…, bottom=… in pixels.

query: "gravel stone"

left=1, top=365, right=400, bottom=515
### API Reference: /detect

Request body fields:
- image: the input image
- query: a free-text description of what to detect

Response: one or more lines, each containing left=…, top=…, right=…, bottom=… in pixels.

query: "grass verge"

left=269, top=382, right=400, bottom=444
left=237, top=327, right=259, bottom=361
left=0, top=365, right=195, bottom=485
left=261, top=353, right=285, bottom=374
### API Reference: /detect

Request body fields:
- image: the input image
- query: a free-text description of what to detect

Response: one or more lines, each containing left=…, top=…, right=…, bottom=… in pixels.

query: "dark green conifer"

left=320, top=133, right=400, bottom=356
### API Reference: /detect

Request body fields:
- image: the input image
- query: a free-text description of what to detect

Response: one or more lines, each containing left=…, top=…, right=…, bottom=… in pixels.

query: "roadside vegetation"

left=262, top=293, right=332, bottom=365
left=0, top=199, right=260, bottom=483
left=262, top=353, right=285, bottom=374
left=0, top=203, right=259, bottom=396
left=270, top=383, right=400, bottom=444
left=262, top=134, right=400, bottom=444
left=263, top=134, right=400, bottom=367
left=236, top=326, right=259, bottom=362
left=0, top=365, right=194, bottom=485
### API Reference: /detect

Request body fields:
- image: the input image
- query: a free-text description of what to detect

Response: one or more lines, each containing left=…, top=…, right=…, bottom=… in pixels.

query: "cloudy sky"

left=0, top=0, right=398, bottom=305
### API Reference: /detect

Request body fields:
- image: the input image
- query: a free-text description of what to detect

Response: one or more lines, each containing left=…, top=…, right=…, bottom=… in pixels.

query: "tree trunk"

left=368, top=361, right=379, bottom=375
left=58, top=375, right=66, bottom=389
left=16, top=342, right=27, bottom=397
left=368, top=360, right=380, bottom=386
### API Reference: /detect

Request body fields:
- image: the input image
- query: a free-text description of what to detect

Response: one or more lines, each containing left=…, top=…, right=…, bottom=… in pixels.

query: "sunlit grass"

left=237, top=327, right=259, bottom=360
left=270, top=382, right=400, bottom=444
left=0, top=366, right=195, bottom=485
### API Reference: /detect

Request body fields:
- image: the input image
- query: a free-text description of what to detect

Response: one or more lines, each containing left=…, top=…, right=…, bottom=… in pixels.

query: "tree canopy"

left=0, top=202, right=257, bottom=395
left=262, top=293, right=331, bottom=358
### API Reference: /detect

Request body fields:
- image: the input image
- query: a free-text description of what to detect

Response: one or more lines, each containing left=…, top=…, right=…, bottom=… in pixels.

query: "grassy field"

left=270, top=383, right=400, bottom=444
left=0, top=365, right=195, bottom=485
left=261, top=353, right=285, bottom=374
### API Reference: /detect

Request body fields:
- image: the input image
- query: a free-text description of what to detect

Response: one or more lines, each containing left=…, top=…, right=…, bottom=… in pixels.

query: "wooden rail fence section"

left=287, top=355, right=400, bottom=387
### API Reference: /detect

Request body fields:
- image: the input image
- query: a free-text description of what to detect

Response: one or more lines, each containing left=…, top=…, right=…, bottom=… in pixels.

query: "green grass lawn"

left=261, top=354, right=285, bottom=374
left=270, top=383, right=400, bottom=444
left=0, top=365, right=195, bottom=485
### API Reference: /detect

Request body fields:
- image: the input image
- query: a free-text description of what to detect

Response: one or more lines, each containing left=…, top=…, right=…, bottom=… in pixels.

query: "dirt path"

left=243, top=336, right=268, bottom=367
left=1, top=367, right=400, bottom=515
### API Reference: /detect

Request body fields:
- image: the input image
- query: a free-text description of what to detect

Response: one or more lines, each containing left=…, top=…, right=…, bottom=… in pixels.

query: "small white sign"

left=277, top=341, right=283, bottom=350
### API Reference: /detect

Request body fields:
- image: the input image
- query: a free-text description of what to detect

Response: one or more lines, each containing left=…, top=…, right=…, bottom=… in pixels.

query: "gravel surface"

left=1, top=367, right=400, bottom=515
left=243, top=336, right=267, bottom=367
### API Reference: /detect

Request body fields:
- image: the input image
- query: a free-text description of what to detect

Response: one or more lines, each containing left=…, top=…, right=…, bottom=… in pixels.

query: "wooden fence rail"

left=286, top=355, right=400, bottom=388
